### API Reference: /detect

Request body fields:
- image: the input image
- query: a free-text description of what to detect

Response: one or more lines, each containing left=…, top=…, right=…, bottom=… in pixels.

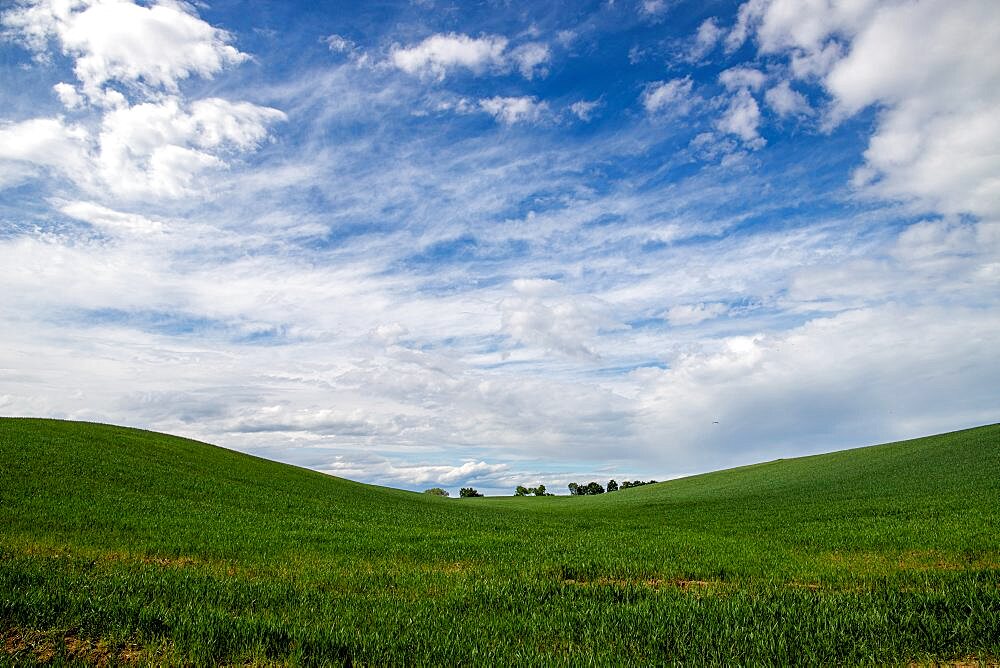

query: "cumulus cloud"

left=714, top=69, right=767, bottom=146
left=52, top=81, right=83, bottom=108
left=1, top=0, right=285, bottom=200
left=789, top=41, right=842, bottom=80
left=724, top=0, right=767, bottom=53
left=716, top=88, right=763, bottom=145
left=321, top=457, right=509, bottom=487
left=687, top=17, right=723, bottom=61
left=389, top=32, right=555, bottom=82
left=479, top=96, right=547, bottom=125
left=499, top=279, right=617, bottom=360
left=748, top=0, right=876, bottom=56
left=94, top=96, right=285, bottom=198
left=641, top=76, right=694, bottom=115
left=827, top=0, right=1000, bottom=217
left=728, top=0, right=1000, bottom=218
left=764, top=80, right=810, bottom=117
left=640, top=0, right=667, bottom=17
left=390, top=33, right=508, bottom=80
left=3, top=0, right=248, bottom=105
left=718, top=66, right=765, bottom=91
left=0, top=117, right=90, bottom=180
left=510, top=42, right=551, bottom=79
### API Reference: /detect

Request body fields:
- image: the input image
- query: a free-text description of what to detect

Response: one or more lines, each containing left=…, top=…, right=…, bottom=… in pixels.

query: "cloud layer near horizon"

left=1, top=0, right=997, bottom=494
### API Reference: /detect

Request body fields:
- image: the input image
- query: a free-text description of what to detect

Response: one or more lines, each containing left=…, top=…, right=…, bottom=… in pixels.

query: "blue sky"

left=1, top=0, right=998, bottom=495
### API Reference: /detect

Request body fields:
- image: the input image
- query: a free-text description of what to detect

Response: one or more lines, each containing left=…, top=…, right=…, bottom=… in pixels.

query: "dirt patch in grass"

left=907, top=658, right=999, bottom=667
left=1, top=626, right=150, bottom=665
left=561, top=576, right=720, bottom=590
left=824, top=550, right=1000, bottom=573
left=95, top=551, right=200, bottom=568
left=139, top=554, right=199, bottom=568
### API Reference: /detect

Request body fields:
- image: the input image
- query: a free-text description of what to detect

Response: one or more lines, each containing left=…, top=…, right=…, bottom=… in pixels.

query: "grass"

left=1, top=417, right=998, bottom=665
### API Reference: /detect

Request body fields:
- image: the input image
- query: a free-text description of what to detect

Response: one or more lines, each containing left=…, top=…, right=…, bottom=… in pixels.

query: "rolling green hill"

left=1, top=418, right=998, bottom=665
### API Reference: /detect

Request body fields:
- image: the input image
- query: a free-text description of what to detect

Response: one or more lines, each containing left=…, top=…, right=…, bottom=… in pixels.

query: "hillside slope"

left=2, top=418, right=998, bottom=665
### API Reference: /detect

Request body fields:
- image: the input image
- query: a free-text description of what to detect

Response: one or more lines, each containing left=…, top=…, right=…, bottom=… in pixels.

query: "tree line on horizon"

left=567, top=479, right=658, bottom=495
left=423, top=478, right=659, bottom=498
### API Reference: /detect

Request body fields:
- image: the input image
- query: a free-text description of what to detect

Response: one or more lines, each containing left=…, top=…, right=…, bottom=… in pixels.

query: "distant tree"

left=515, top=485, right=530, bottom=496
left=620, top=480, right=632, bottom=489
left=459, top=487, right=483, bottom=498
left=423, top=487, right=449, bottom=497
left=533, top=484, right=547, bottom=496
left=567, top=481, right=606, bottom=495
left=607, top=479, right=619, bottom=492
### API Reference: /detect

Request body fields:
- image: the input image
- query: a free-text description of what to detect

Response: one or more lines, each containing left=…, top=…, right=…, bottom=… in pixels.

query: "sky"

left=0, top=0, right=997, bottom=496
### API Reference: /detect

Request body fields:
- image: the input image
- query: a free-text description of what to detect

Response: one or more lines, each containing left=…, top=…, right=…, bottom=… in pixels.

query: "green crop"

left=1, top=418, right=998, bottom=665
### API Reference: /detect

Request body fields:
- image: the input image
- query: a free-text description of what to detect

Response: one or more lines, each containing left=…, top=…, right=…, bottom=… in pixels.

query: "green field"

left=1, top=418, right=998, bottom=665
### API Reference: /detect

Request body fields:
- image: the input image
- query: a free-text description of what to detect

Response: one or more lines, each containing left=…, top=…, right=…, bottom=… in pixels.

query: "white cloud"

left=53, top=81, right=82, bottom=108
left=688, top=131, right=739, bottom=161
left=823, top=1, right=995, bottom=118
left=828, top=0, right=1000, bottom=217
left=0, top=117, right=91, bottom=186
left=716, top=88, right=763, bottom=145
left=313, top=450, right=524, bottom=492
left=499, top=279, right=619, bottom=360
left=667, top=302, right=729, bottom=326
left=719, top=66, right=766, bottom=91
left=370, top=322, right=409, bottom=345
left=752, top=0, right=877, bottom=56
left=569, top=99, right=601, bottom=122
left=511, top=42, right=551, bottom=79
left=636, top=303, right=1000, bottom=470
left=95, top=97, right=286, bottom=198
left=3, top=0, right=248, bottom=105
left=764, top=80, right=810, bottom=117
left=690, top=17, right=723, bottom=60
left=479, top=96, right=547, bottom=125
left=390, top=33, right=508, bottom=80
left=641, top=0, right=667, bottom=16
left=641, top=76, right=694, bottom=115
left=731, top=0, right=1000, bottom=218
left=1, top=0, right=284, bottom=201
left=59, top=200, right=164, bottom=235
left=389, top=33, right=555, bottom=82
left=724, top=0, right=767, bottom=53
left=325, top=33, right=355, bottom=54
left=789, top=41, right=842, bottom=80
left=556, top=29, right=577, bottom=47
